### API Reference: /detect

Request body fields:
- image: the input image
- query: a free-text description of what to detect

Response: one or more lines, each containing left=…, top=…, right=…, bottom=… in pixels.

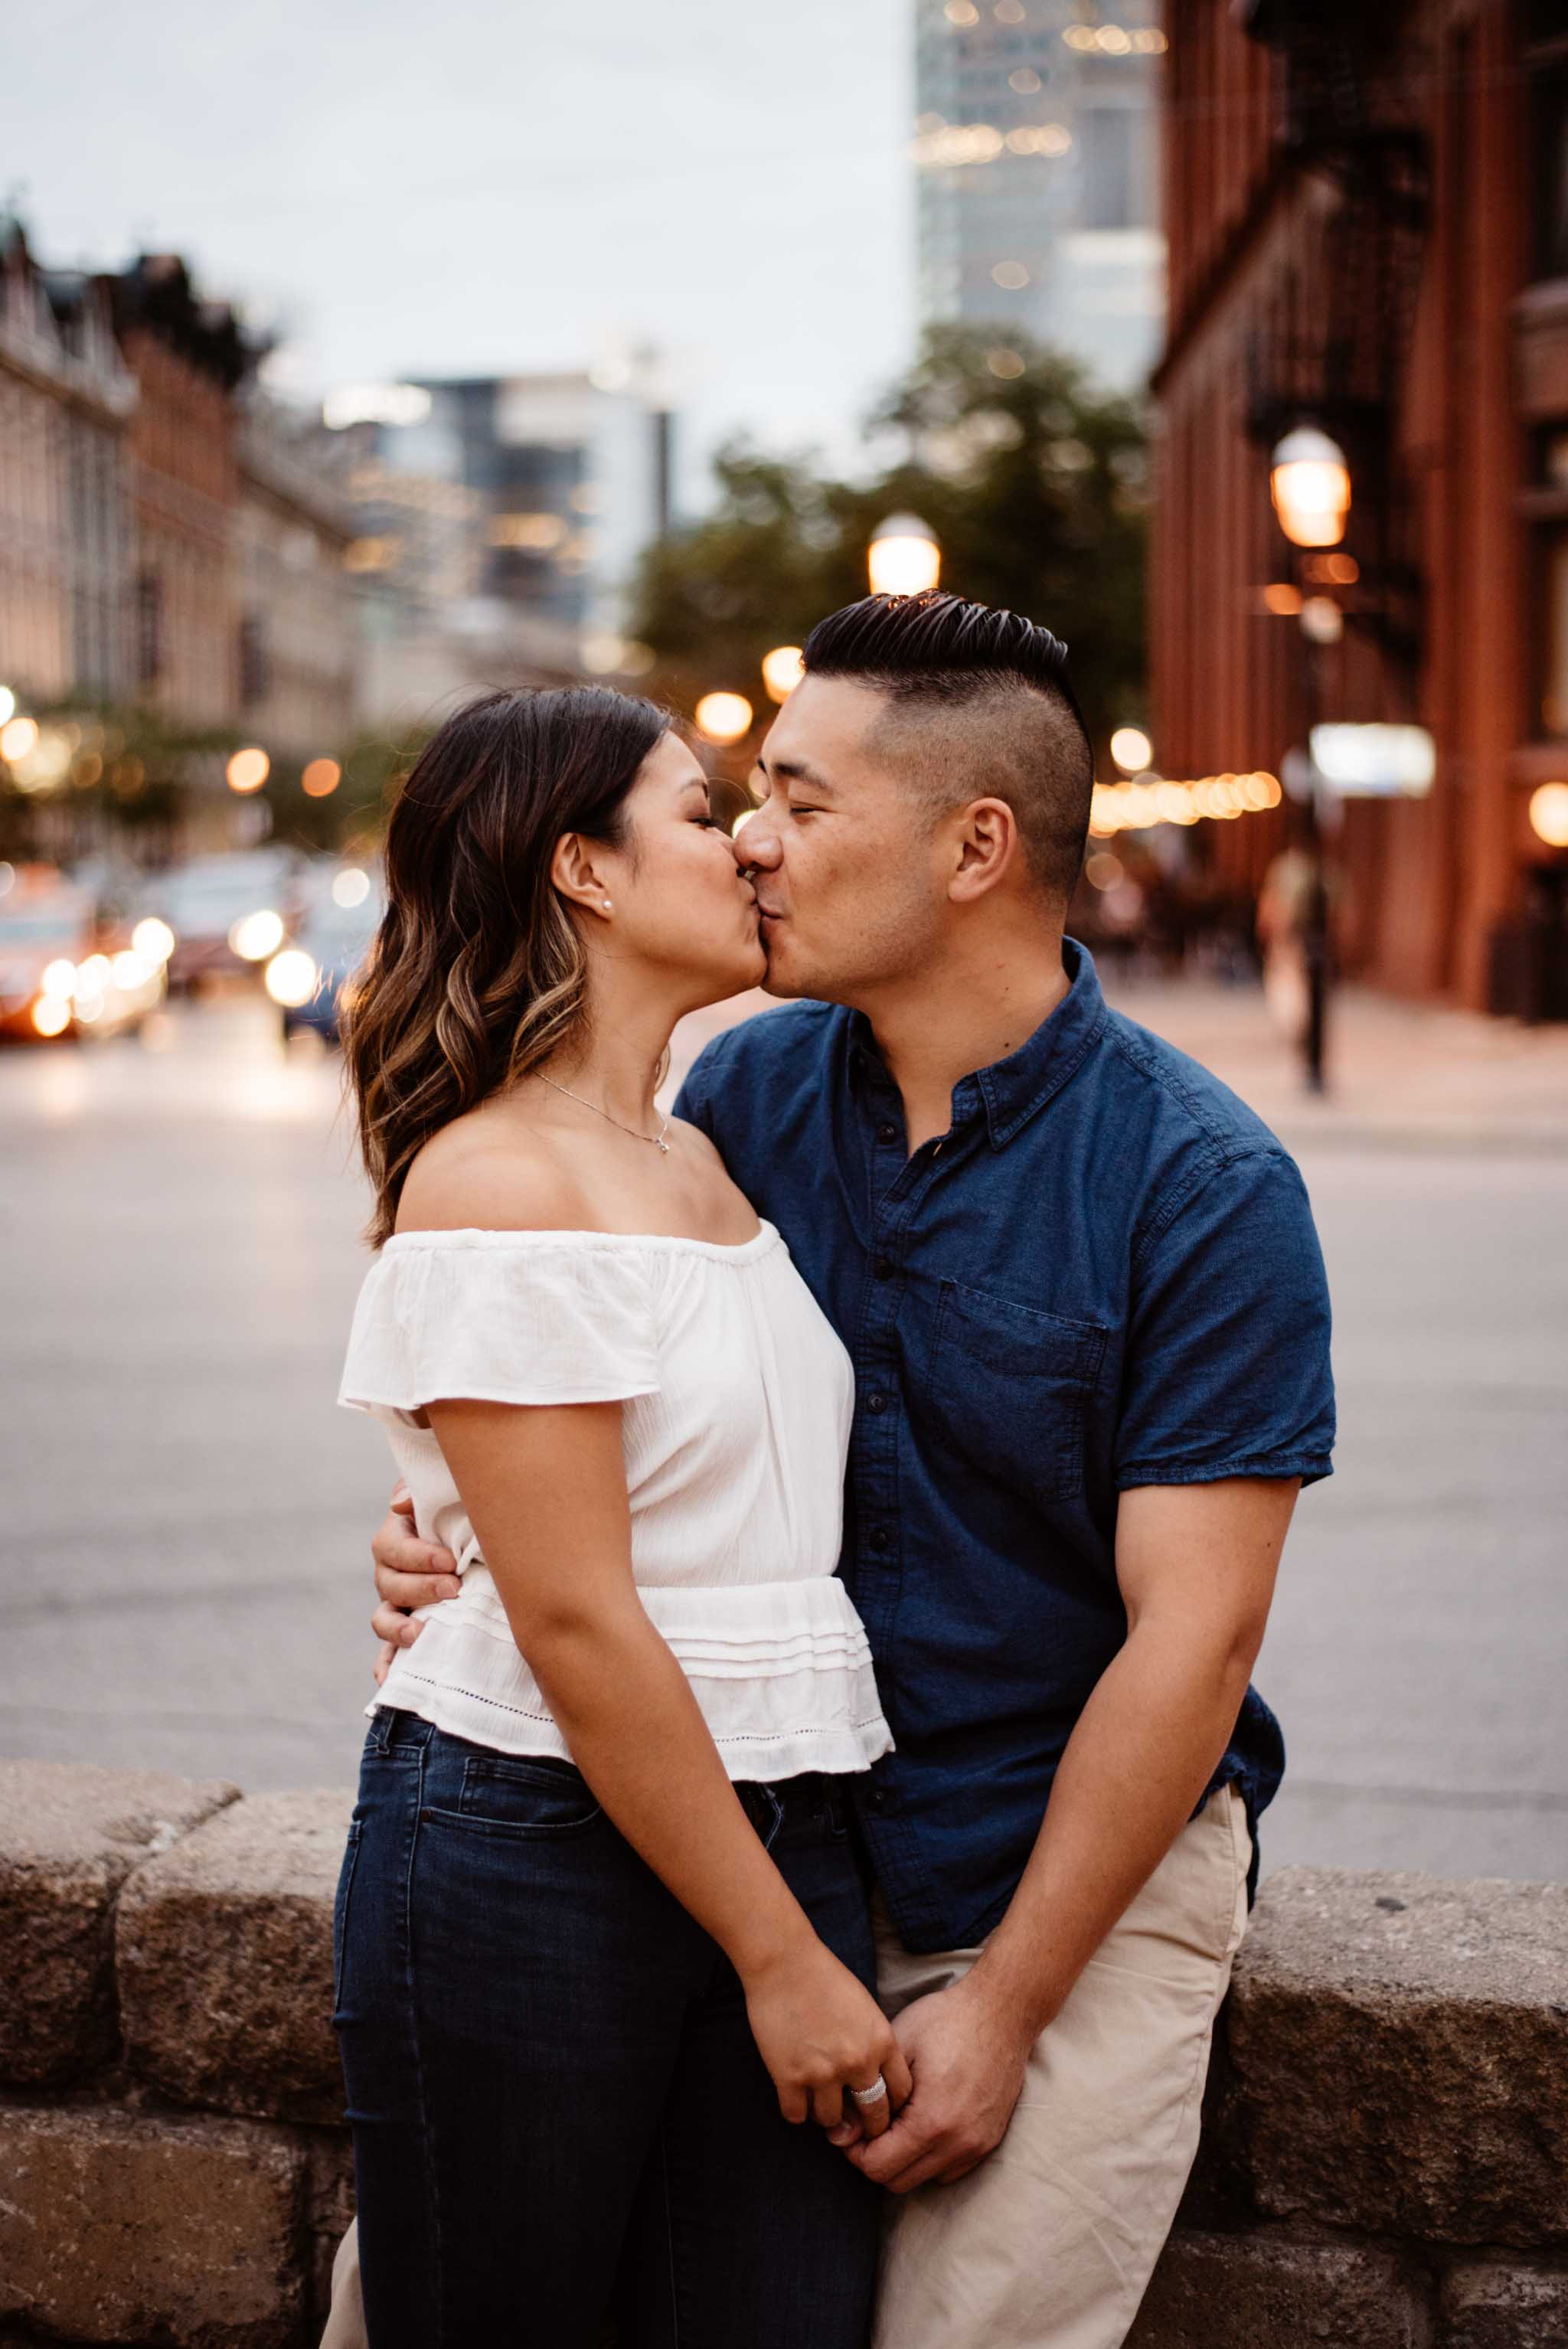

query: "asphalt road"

left=2, top=990, right=1564, bottom=1890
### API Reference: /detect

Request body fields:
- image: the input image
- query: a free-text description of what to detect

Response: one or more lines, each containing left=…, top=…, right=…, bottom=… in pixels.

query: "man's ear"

left=947, top=798, right=1021, bottom=904
left=550, top=831, right=614, bottom=920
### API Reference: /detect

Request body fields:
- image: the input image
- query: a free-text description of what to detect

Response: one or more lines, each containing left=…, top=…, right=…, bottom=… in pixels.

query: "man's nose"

left=732, top=810, right=781, bottom=869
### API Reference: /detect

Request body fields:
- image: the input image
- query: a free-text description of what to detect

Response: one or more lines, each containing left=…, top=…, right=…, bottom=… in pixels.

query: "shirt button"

left=877, top=1122, right=898, bottom=1145
left=866, top=1393, right=888, bottom=1415
left=873, top=1256, right=894, bottom=1280
left=869, top=1527, right=891, bottom=1553
left=867, top=1786, right=888, bottom=1811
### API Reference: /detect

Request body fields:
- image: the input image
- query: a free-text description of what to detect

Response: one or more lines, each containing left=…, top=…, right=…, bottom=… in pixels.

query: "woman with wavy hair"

left=331, top=687, right=905, bottom=2346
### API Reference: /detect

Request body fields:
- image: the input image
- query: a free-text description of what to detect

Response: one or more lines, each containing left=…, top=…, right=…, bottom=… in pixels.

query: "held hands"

left=369, top=1485, right=462, bottom=1685
left=742, top=1937, right=912, bottom=2142
left=827, top=1970, right=1035, bottom=2194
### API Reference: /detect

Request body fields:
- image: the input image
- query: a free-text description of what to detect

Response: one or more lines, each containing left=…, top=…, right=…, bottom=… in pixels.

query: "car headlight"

left=31, top=995, right=71, bottom=1037
left=230, top=909, right=286, bottom=962
left=265, top=949, right=318, bottom=1008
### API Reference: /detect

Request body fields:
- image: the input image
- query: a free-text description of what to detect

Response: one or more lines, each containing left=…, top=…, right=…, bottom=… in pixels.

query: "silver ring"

left=849, top=2075, right=889, bottom=2106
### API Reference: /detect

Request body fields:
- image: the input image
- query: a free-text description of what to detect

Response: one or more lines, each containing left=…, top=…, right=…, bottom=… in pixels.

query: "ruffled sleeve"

left=338, top=1232, right=661, bottom=1419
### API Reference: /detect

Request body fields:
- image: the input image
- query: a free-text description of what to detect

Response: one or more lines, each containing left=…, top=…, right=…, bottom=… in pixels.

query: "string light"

left=1088, top=773, right=1284, bottom=836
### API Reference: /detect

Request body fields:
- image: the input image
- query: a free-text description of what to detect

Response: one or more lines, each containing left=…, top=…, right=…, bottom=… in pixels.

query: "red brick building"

left=1152, top=2, right=1568, bottom=1011
left=111, top=256, right=252, bottom=732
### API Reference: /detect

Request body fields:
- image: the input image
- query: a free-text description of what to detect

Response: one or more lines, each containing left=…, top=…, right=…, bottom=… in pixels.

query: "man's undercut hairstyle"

left=801, top=591, right=1096, bottom=900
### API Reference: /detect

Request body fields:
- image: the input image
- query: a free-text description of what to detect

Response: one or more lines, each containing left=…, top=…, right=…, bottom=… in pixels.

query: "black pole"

left=1297, top=579, right=1331, bottom=1095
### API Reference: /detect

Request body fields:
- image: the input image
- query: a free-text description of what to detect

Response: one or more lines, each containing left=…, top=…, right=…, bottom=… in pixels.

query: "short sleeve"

left=1114, top=1148, right=1334, bottom=1490
left=671, top=1044, right=720, bottom=1141
left=338, top=1235, right=660, bottom=1419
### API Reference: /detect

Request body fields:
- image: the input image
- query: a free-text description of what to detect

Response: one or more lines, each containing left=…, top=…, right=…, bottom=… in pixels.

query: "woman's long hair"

left=342, top=686, right=671, bottom=1246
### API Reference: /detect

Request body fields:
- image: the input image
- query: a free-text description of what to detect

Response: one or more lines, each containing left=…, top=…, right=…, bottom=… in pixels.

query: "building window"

left=133, top=569, right=163, bottom=688
left=238, top=613, right=270, bottom=707
left=1527, top=21, right=1568, bottom=283
left=1543, top=529, right=1568, bottom=739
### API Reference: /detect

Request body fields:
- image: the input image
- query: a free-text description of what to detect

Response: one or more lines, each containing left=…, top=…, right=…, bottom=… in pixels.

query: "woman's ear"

left=550, top=831, right=614, bottom=920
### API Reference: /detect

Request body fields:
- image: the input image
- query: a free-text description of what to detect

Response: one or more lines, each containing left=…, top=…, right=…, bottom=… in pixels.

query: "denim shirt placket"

left=844, top=1053, right=983, bottom=1926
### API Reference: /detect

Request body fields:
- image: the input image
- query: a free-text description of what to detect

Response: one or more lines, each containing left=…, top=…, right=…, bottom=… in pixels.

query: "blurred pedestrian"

left=1256, top=835, right=1336, bottom=1093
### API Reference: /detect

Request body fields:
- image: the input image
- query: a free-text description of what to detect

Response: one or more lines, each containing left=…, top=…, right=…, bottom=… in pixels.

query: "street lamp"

left=1269, top=428, right=1351, bottom=549
left=867, top=514, right=941, bottom=598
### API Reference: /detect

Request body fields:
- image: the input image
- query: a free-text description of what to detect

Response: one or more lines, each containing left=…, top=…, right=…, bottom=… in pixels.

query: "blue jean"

left=334, top=1709, right=883, bottom=2348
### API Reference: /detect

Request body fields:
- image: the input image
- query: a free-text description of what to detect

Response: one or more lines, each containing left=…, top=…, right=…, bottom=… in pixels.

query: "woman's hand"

left=742, top=1937, right=913, bottom=2138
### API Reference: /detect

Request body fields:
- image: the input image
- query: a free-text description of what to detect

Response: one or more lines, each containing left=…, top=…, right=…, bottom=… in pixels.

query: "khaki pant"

left=322, top=1786, right=1250, bottom=2349
left=871, top=1782, right=1252, bottom=2349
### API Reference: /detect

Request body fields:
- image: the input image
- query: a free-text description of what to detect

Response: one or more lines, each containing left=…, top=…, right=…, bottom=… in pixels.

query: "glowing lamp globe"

left=867, top=515, right=941, bottom=599
left=1269, top=429, right=1351, bottom=550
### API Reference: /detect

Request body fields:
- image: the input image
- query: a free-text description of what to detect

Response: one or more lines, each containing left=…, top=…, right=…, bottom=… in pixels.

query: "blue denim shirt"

left=675, top=941, right=1334, bottom=1954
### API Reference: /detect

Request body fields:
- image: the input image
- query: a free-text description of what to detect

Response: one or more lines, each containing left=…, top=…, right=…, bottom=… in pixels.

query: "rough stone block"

left=1225, top=1870, right=1568, bottom=2249
left=0, top=2102, right=305, bottom=2347
left=117, top=1789, right=353, bottom=2125
left=1127, top=2230, right=1424, bottom=2349
left=0, top=1761, right=237, bottom=2086
left=1440, top=2262, right=1568, bottom=2348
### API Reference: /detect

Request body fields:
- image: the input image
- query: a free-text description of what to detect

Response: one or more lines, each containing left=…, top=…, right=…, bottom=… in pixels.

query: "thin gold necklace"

left=537, top=1073, right=671, bottom=1156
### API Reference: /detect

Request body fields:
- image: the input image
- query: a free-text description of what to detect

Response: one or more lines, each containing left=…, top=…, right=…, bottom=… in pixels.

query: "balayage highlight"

left=341, top=686, right=670, bottom=1247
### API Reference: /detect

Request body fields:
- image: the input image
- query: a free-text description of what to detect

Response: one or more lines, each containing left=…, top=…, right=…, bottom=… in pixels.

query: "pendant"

left=657, top=1137, right=670, bottom=1155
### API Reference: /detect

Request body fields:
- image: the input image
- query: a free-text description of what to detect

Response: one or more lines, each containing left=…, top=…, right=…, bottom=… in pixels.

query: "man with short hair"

left=347, top=591, right=1333, bottom=2349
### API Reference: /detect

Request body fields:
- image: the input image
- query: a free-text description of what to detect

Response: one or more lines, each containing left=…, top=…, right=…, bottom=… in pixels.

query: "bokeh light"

left=302, top=759, right=341, bottom=798
left=265, top=949, right=318, bottom=1008
left=230, top=910, right=285, bottom=961
left=694, top=692, right=754, bottom=746
left=226, top=747, right=270, bottom=794
left=1110, top=727, right=1154, bottom=775
left=761, top=647, right=805, bottom=703
left=132, top=918, right=176, bottom=965
left=1528, top=782, right=1568, bottom=848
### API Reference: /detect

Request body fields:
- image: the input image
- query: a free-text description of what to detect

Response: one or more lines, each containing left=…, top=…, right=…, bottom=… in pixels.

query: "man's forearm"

left=965, top=1622, right=1255, bottom=2039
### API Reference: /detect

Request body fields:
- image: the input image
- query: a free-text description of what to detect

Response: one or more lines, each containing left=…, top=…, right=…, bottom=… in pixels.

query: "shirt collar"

left=846, top=938, right=1109, bottom=1149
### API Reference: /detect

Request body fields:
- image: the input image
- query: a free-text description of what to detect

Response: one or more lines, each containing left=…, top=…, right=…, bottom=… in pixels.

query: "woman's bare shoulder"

left=395, top=1112, right=590, bottom=1237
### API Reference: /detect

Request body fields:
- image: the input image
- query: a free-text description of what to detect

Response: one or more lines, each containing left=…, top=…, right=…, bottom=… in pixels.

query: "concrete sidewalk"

left=1102, top=973, right=1568, bottom=1155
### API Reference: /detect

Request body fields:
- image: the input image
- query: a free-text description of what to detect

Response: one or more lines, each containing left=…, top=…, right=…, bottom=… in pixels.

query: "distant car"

left=0, top=880, right=165, bottom=1041
left=270, top=874, right=384, bottom=1045
left=142, top=851, right=302, bottom=990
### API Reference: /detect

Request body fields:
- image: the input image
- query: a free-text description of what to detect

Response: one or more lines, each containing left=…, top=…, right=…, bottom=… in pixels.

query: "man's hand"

left=828, top=1972, right=1035, bottom=2194
left=369, top=1485, right=461, bottom=1685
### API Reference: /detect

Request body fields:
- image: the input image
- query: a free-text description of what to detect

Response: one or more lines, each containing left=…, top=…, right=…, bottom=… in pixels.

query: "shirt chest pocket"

left=930, top=1279, right=1108, bottom=1503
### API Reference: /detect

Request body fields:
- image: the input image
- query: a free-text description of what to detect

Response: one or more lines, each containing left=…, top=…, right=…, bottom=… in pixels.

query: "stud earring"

left=602, top=898, right=612, bottom=911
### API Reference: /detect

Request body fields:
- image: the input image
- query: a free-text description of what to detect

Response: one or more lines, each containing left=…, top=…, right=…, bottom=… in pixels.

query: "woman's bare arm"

left=423, top=1388, right=908, bottom=2130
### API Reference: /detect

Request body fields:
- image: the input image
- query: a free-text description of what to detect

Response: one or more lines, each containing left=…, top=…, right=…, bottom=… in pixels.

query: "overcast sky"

left=5, top=0, right=915, bottom=506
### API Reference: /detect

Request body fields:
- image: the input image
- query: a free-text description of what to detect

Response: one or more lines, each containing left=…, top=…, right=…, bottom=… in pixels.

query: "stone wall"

left=2, top=1759, right=1564, bottom=2348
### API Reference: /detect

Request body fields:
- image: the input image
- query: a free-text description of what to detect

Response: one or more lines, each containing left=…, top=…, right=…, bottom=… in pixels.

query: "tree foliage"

left=632, top=328, right=1149, bottom=755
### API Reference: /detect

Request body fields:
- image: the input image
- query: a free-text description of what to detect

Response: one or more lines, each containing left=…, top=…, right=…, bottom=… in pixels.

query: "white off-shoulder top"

left=338, top=1223, right=893, bottom=1782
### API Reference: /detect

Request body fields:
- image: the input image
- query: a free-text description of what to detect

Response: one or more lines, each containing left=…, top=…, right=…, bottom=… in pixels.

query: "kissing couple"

left=322, top=589, right=1334, bottom=2348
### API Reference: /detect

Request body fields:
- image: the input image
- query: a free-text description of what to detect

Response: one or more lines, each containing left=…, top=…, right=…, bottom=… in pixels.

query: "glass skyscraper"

left=914, top=0, right=1167, bottom=390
